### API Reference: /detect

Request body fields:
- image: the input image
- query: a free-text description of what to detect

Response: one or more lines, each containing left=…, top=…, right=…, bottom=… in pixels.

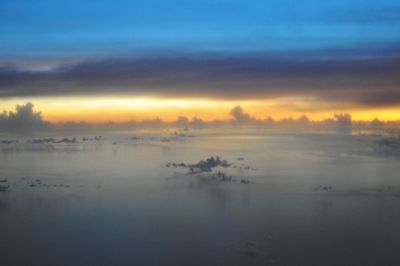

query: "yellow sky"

left=1, top=96, right=400, bottom=123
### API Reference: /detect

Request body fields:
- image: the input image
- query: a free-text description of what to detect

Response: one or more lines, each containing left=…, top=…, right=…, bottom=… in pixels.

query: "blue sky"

left=0, top=0, right=399, bottom=107
left=1, top=0, right=400, bottom=56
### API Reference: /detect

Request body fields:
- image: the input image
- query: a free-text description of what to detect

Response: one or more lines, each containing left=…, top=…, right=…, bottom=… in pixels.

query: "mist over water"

left=2, top=0, right=400, bottom=264
left=1, top=128, right=400, bottom=266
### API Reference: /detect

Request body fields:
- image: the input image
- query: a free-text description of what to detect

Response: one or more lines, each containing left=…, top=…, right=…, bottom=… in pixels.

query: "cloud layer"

left=1, top=49, right=399, bottom=107
left=2, top=103, right=400, bottom=134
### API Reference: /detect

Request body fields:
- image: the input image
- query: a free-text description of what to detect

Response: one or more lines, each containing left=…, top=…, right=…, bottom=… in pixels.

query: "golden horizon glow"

left=1, top=96, right=400, bottom=123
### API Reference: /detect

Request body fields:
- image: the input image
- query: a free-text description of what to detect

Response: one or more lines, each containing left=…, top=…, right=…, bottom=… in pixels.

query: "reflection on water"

left=1, top=128, right=400, bottom=266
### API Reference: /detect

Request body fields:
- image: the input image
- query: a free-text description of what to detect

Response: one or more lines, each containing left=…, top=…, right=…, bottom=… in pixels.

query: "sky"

left=1, top=0, right=400, bottom=123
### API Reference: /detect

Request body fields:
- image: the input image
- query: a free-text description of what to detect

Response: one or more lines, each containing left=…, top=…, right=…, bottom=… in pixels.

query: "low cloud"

left=1, top=103, right=399, bottom=134
left=333, top=113, right=352, bottom=127
left=230, top=105, right=255, bottom=124
left=0, top=102, right=50, bottom=132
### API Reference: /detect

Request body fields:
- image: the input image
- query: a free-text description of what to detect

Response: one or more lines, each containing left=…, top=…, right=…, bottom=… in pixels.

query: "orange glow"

left=1, top=96, right=400, bottom=123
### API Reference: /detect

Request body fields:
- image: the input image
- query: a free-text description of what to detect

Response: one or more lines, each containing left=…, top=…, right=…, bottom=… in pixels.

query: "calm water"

left=1, top=128, right=400, bottom=266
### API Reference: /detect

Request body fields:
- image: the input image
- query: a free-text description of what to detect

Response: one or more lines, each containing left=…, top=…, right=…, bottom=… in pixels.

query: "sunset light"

left=1, top=0, right=400, bottom=265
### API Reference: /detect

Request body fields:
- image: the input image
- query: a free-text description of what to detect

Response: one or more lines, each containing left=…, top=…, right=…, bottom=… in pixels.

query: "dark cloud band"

left=1, top=50, right=400, bottom=107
